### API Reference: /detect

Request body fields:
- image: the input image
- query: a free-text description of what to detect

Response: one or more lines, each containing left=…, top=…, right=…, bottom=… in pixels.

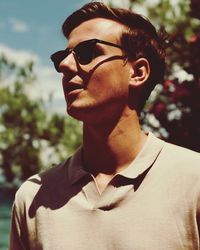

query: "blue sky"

left=0, top=0, right=141, bottom=113
left=0, top=0, right=88, bottom=65
left=0, top=0, right=89, bottom=113
left=2, top=0, right=189, bottom=114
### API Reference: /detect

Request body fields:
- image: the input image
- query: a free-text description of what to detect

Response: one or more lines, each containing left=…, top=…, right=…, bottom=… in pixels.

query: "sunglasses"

left=50, top=38, right=124, bottom=72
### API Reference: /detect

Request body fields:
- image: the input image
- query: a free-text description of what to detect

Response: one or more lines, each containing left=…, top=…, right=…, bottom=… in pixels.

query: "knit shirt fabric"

left=9, top=132, right=200, bottom=250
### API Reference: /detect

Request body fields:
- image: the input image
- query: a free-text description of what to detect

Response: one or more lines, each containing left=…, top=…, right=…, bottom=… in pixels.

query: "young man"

left=10, top=2, right=200, bottom=249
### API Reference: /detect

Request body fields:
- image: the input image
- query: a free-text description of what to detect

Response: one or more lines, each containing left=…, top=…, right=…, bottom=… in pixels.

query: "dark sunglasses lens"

left=75, top=40, right=96, bottom=65
left=51, top=50, right=69, bottom=72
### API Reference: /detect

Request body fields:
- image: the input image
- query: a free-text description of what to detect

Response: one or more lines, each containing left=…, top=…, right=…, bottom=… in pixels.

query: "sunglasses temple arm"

left=98, top=40, right=123, bottom=49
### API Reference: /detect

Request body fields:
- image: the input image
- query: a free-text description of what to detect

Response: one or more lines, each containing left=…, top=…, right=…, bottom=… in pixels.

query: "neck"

left=82, top=108, right=147, bottom=176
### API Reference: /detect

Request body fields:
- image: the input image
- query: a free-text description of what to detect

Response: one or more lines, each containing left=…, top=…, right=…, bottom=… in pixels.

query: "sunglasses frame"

left=50, top=38, right=125, bottom=72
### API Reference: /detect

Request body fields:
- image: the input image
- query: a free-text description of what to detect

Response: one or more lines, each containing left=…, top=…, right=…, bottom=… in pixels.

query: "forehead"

left=68, top=18, right=124, bottom=47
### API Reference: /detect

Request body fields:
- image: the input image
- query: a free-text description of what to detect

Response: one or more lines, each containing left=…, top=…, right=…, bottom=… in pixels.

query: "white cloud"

left=27, top=66, right=65, bottom=113
left=9, top=18, right=29, bottom=33
left=0, top=44, right=65, bottom=113
left=0, top=44, right=38, bottom=65
left=32, top=65, right=63, bottom=100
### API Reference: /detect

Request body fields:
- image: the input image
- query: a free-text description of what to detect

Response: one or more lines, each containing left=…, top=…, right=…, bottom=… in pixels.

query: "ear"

left=129, top=58, right=150, bottom=88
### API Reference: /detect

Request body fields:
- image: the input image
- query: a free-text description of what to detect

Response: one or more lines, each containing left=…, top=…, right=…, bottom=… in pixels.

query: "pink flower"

left=189, top=35, right=197, bottom=43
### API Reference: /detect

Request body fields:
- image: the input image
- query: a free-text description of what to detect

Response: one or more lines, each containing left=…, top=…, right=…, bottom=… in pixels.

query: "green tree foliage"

left=143, top=0, right=200, bottom=152
left=0, top=55, right=82, bottom=183
left=110, top=0, right=200, bottom=152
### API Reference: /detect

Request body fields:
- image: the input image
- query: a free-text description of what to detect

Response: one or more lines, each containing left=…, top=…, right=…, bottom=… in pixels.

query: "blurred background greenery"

left=0, top=0, right=200, bottom=249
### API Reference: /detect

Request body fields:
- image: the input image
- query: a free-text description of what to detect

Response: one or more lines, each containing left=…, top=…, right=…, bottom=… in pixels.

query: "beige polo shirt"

left=10, top=133, right=200, bottom=250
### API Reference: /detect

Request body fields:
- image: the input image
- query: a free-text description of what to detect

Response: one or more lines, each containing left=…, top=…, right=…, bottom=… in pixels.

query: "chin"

left=66, top=105, right=101, bottom=124
left=67, top=99, right=93, bottom=116
left=67, top=104, right=88, bottom=121
left=66, top=98, right=120, bottom=124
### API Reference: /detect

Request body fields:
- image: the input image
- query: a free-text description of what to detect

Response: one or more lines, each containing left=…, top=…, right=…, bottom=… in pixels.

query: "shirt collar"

left=68, top=146, right=89, bottom=185
left=68, top=132, right=165, bottom=185
left=118, top=132, right=165, bottom=179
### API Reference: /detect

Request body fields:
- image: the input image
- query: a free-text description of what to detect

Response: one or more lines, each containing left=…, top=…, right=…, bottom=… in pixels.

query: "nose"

left=59, top=52, right=78, bottom=77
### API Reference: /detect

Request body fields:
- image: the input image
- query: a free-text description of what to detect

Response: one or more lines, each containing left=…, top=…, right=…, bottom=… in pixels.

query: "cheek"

left=88, top=61, right=130, bottom=93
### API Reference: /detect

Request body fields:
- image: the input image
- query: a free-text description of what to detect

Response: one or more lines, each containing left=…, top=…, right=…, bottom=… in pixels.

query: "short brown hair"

left=62, top=1, right=166, bottom=111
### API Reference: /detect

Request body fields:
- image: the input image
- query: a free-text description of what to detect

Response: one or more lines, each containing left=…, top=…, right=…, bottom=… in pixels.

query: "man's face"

left=60, top=18, right=132, bottom=124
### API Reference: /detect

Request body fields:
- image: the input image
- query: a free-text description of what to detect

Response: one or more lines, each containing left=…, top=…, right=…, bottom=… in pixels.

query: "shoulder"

left=148, top=132, right=200, bottom=169
left=13, top=146, right=84, bottom=213
left=14, top=158, right=71, bottom=209
left=156, top=140, right=200, bottom=184
left=162, top=141, right=200, bottom=165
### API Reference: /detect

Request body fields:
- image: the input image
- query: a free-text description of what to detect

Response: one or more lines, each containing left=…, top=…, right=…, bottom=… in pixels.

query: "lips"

left=64, top=82, right=84, bottom=94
